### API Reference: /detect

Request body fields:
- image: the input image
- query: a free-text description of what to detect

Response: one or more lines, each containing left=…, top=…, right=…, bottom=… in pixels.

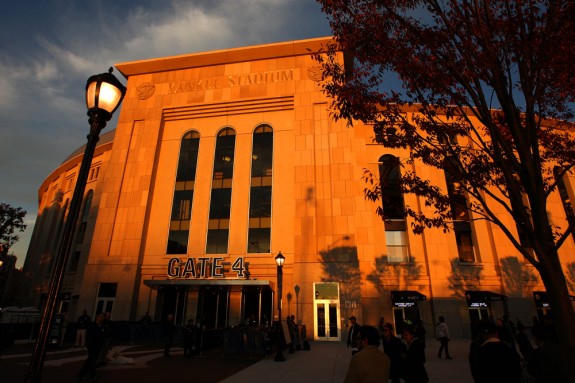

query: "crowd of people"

left=48, top=308, right=569, bottom=383
left=74, top=310, right=161, bottom=381
left=343, top=313, right=567, bottom=383
left=469, top=314, right=568, bottom=383
left=345, top=316, right=430, bottom=383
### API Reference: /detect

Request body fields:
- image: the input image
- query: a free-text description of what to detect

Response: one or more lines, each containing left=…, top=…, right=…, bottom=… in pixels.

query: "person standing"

left=183, top=318, right=197, bottom=358
left=414, top=319, right=426, bottom=349
left=286, top=315, right=296, bottom=353
left=290, top=315, right=300, bottom=350
left=526, top=324, right=568, bottom=383
left=377, top=317, right=386, bottom=343
left=163, top=314, right=176, bottom=357
left=346, top=316, right=361, bottom=355
left=474, top=322, right=521, bottom=383
left=75, top=310, right=91, bottom=348
left=97, top=312, right=112, bottom=365
left=515, top=320, right=534, bottom=361
left=403, top=325, right=429, bottom=383
left=435, top=316, right=452, bottom=359
left=382, top=322, right=407, bottom=383
left=77, top=313, right=104, bottom=381
left=343, top=325, right=390, bottom=383
left=469, top=321, right=488, bottom=382
left=138, top=311, right=152, bottom=341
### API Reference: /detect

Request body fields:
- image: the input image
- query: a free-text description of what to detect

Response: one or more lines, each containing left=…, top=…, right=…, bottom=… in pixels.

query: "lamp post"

left=25, top=68, right=126, bottom=383
left=274, top=251, right=285, bottom=362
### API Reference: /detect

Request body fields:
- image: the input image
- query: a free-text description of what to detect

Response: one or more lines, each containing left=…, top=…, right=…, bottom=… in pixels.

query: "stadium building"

left=20, top=37, right=575, bottom=339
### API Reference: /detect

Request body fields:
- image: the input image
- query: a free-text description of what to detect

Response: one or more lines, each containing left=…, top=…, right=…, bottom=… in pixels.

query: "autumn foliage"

left=316, top=0, right=575, bottom=366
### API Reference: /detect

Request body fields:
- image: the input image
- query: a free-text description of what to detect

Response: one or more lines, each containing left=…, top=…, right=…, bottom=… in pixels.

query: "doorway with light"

left=313, top=282, right=341, bottom=341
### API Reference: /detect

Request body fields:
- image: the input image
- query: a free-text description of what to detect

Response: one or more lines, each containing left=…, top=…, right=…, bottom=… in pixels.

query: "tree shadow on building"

left=499, top=256, right=539, bottom=296
left=318, top=245, right=361, bottom=315
left=366, top=255, right=425, bottom=295
left=566, top=262, right=575, bottom=294
left=446, top=258, right=484, bottom=300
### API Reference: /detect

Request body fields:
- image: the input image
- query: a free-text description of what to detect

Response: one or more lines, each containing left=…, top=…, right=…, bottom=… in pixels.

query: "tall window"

left=248, top=125, right=273, bottom=253
left=379, top=155, right=409, bottom=262
left=69, top=191, right=93, bottom=272
left=95, top=282, right=117, bottom=316
left=554, top=166, right=575, bottom=243
left=444, top=168, right=476, bottom=262
left=167, top=131, right=200, bottom=254
left=207, top=128, right=235, bottom=254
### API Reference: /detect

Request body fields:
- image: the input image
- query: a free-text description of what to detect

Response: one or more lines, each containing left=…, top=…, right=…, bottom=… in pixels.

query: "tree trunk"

left=537, top=241, right=575, bottom=382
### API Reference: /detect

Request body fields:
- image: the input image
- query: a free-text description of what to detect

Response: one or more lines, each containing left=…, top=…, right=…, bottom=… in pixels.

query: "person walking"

left=403, top=324, right=429, bottom=383
left=163, top=314, right=176, bottom=357
left=75, top=310, right=91, bottom=348
left=346, top=316, right=361, bottom=355
left=382, top=322, right=406, bottom=383
left=97, top=311, right=112, bottom=366
left=343, top=325, right=390, bottom=383
left=435, top=316, right=452, bottom=359
left=474, top=321, right=521, bottom=383
left=77, top=313, right=104, bottom=381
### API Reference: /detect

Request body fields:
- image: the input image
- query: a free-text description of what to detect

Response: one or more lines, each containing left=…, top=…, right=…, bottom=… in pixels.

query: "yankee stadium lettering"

left=167, top=256, right=246, bottom=279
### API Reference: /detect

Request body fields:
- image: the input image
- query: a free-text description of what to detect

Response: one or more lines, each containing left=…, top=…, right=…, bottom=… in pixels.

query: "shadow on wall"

left=566, top=262, right=575, bottom=293
left=447, top=255, right=540, bottom=300
left=499, top=256, right=539, bottom=296
left=318, top=245, right=361, bottom=316
left=366, top=255, right=424, bottom=293
left=446, top=258, right=484, bottom=300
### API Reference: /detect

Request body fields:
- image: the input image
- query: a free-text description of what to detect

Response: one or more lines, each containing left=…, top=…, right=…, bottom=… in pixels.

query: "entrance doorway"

left=392, top=305, right=421, bottom=336
left=152, top=282, right=273, bottom=329
left=313, top=282, right=340, bottom=341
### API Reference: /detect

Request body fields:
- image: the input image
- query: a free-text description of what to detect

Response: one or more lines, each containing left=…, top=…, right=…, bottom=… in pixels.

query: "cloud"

left=0, top=0, right=331, bottom=268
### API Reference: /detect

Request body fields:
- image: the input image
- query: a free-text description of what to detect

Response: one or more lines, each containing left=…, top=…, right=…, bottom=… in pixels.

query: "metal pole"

left=274, top=264, right=285, bottom=361
left=25, top=113, right=106, bottom=383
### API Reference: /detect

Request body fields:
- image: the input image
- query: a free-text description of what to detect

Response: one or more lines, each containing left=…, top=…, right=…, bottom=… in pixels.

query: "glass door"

left=314, top=282, right=340, bottom=341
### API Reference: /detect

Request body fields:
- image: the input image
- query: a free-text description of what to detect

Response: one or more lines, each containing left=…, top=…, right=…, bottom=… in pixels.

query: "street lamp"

left=274, top=251, right=285, bottom=362
left=25, top=68, right=126, bottom=382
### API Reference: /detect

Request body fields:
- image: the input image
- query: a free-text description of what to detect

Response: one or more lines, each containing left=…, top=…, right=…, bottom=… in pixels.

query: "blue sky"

left=0, top=0, right=331, bottom=267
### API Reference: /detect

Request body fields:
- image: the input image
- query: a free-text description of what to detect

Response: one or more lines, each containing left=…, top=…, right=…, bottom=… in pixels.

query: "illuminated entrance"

left=465, top=290, right=508, bottom=325
left=144, top=279, right=272, bottom=328
left=391, top=290, right=426, bottom=336
left=313, top=282, right=341, bottom=341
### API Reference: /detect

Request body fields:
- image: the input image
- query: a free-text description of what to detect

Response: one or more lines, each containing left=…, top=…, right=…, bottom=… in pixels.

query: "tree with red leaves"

left=0, top=202, right=26, bottom=256
left=316, top=0, right=575, bottom=369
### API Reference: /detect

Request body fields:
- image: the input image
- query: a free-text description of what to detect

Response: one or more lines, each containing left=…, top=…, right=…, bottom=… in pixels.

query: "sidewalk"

left=221, top=338, right=474, bottom=383
left=1, top=338, right=474, bottom=383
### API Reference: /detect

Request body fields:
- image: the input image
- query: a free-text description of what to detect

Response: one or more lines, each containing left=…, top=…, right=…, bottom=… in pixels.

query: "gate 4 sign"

left=167, top=257, right=246, bottom=279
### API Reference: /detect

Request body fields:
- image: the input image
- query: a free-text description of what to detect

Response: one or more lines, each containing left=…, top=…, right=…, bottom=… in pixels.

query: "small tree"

left=316, top=0, right=575, bottom=366
left=0, top=203, right=27, bottom=255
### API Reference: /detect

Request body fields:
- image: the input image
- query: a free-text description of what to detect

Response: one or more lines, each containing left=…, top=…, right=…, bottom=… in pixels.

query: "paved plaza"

left=222, top=338, right=474, bottom=383
left=2, top=338, right=475, bottom=383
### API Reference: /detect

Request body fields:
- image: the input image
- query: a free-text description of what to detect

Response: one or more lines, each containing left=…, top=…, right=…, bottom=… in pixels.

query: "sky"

left=0, top=0, right=332, bottom=268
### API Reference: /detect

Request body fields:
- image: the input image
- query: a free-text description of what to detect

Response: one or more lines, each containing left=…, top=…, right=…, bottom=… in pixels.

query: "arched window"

left=379, top=155, right=409, bottom=262
left=248, top=124, right=273, bottom=253
left=207, top=128, right=236, bottom=254
left=167, top=131, right=200, bottom=254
